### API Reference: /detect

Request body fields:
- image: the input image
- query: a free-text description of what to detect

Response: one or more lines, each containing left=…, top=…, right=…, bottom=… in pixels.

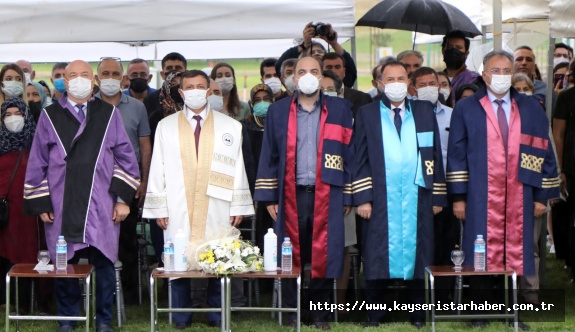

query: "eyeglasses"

left=488, top=68, right=512, bottom=75
left=100, top=57, right=121, bottom=62
left=554, top=53, right=570, bottom=59
left=129, top=73, right=150, bottom=79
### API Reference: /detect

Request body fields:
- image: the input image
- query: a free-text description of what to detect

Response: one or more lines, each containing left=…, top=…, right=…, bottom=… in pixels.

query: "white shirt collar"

left=185, top=105, right=209, bottom=122
left=486, top=89, right=511, bottom=105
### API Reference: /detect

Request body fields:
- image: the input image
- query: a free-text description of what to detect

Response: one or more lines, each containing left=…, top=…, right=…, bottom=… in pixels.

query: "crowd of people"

left=0, top=23, right=570, bottom=332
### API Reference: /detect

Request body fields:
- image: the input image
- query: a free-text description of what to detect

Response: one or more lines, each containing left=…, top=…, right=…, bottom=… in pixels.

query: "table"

left=149, top=269, right=225, bottom=332
left=5, top=264, right=95, bottom=332
left=424, top=266, right=518, bottom=332
left=226, top=268, right=301, bottom=332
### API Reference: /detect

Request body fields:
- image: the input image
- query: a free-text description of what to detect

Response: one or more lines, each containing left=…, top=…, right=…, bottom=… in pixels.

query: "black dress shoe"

left=510, top=320, right=530, bottom=331
left=411, top=321, right=425, bottom=329
left=57, top=326, right=74, bottom=332
left=470, top=320, right=487, bottom=328
left=208, top=321, right=221, bottom=327
left=287, top=319, right=299, bottom=328
left=96, top=324, right=115, bottom=332
left=174, top=322, right=189, bottom=330
left=311, top=320, right=330, bottom=330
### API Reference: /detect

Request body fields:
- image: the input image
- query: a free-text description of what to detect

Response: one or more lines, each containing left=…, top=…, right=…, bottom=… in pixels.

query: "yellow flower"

left=234, top=241, right=241, bottom=249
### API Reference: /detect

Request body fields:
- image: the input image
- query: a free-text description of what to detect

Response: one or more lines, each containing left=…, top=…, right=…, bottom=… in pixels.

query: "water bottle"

left=263, top=228, right=277, bottom=271
left=56, top=235, right=67, bottom=270
left=281, top=237, right=292, bottom=272
left=173, top=229, right=188, bottom=272
left=164, top=238, right=175, bottom=272
left=474, top=234, right=486, bottom=271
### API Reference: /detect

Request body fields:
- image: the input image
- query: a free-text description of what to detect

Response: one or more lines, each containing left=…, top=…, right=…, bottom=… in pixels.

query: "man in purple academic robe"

left=23, top=60, right=140, bottom=332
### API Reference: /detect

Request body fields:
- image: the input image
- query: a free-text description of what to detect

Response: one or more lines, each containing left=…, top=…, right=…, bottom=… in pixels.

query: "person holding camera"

left=275, top=22, right=357, bottom=88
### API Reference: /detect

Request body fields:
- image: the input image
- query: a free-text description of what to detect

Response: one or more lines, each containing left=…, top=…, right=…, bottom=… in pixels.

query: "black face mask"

left=443, top=48, right=466, bottom=70
left=169, top=85, right=183, bottom=104
left=129, top=78, right=149, bottom=93
left=28, top=100, right=42, bottom=119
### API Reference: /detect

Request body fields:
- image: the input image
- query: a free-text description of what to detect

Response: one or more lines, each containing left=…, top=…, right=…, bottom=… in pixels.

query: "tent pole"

left=493, top=0, right=502, bottom=51
left=546, top=37, right=555, bottom=120
left=351, top=36, right=357, bottom=89
left=481, top=26, right=487, bottom=44
left=412, top=29, right=417, bottom=50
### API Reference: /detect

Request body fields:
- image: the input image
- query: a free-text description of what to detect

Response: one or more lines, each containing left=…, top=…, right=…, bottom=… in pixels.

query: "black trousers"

left=118, top=196, right=139, bottom=303
left=364, top=279, right=425, bottom=323
left=433, top=204, right=459, bottom=301
left=282, top=188, right=333, bottom=321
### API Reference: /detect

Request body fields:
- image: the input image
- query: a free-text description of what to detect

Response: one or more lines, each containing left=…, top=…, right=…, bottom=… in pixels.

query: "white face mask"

left=67, top=77, right=93, bottom=99
left=487, top=74, right=512, bottom=95
left=383, top=82, right=408, bottom=102
left=44, top=96, right=53, bottom=107
left=284, top=75, right=296, bottom=93
left=2, top=81, right=24, bottom=97
left=215, top=77, right=234, bottom=95
left=553, top=57, right=569, bottom=68
left=324, top=91, right=338, bottom=97
left=99, top=78, right=121, bottom=97
left=263, top=77, right=282, bottom=94
left=440, top=87, right=450, bottom=101
left=183, top=89, right=208, bottom=110
left=296, top=73, right=320, bottom=95
left=24, top=73, right=32, bottom=85
left=4, top=115, right=25, bottom=133
left=416, top=86, right=440, bottom=103
left=207, top=95, right=224, bottom=112
left=522, top=91, right=533, bottom=96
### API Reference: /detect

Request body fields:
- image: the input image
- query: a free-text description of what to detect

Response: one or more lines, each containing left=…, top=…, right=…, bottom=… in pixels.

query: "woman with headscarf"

left=0, top=98, right=37, bottom=311
left=26, top=81, right=48, bottom=123
left=148, top=71, right=183, bottom=146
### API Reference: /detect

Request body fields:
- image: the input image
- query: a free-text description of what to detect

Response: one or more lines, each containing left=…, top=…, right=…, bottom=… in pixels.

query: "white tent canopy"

left=0, top=0, right=355, bottom=61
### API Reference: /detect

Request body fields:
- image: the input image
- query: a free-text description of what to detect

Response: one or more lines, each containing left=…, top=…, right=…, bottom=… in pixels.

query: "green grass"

left=2, top=250, right=574, bottom=331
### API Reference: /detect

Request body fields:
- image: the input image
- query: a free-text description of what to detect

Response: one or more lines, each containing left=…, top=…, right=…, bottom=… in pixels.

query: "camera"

left=311, top=22, right=335, bottom=41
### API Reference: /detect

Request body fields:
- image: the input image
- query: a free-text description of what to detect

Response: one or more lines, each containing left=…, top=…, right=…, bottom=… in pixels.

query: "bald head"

left=65, top=60, right=94, bottom=80
left=16, top=59, right=35, bottom=81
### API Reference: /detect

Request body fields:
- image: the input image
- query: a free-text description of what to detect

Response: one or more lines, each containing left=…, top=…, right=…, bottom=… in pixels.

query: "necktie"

left=193, top=115, right=202, bottom=156
left=494, top=99, right=508, bottom=151
left=393, top=108, right=402, bottom=138
left=77, top=104, right=85, bottom=122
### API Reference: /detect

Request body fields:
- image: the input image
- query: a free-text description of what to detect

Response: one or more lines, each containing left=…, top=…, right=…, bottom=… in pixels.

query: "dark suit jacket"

left=344, top=87, right=372, bottom=114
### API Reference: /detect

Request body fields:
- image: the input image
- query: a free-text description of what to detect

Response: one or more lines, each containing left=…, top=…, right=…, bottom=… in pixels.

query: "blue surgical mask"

left=253, top=101, right=271, bottom=118
left=53, top=78, right=67, bottom=93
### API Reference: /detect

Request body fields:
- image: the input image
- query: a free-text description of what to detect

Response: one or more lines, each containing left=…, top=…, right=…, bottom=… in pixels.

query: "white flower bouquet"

left=196, top=235, right=263, bottom=275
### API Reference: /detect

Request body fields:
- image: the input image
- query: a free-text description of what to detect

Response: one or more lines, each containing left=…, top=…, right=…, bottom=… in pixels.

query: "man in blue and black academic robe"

left=447, top=51, right=559, bottom=329
left=254, top=57, right=354, bottom=329
left=353, top=61, right=447, bottom=328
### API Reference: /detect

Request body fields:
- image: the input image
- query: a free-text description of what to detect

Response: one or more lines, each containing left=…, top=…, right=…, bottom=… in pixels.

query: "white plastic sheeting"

left=549, top=0, right=575, bottom=38
left=480, top=0, right=550, bottom=26
left=0, top=0, right=354, bottom=61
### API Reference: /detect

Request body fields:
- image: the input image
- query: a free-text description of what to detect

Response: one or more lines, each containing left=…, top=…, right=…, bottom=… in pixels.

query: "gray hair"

left=482, top=51, right=513, bottom=68
left=397, top=50, right=423, bottom=63
left=280, top=58, right=298, bottom=78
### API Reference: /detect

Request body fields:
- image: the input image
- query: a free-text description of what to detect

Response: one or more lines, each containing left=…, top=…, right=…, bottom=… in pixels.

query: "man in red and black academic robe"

left=254, top=57, right=353, bottom=329
left=447, top=51, right=559, bottom=329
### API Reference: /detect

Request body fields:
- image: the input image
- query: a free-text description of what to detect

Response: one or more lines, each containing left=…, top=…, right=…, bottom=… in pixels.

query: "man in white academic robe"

left=143, top=70, right=254, bottom=329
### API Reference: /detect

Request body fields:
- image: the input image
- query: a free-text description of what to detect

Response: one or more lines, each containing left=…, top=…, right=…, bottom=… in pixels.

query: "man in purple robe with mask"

left=442, top=30, right=479, bottom=104
left=24, top=60, right=140, bottom=332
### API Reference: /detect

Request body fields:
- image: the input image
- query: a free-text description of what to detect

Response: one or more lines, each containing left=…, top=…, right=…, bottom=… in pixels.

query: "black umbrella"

left=357, top=0, right=482, bottom=39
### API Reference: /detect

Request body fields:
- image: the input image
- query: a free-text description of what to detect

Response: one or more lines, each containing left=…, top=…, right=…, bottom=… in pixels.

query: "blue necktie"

left=76, top=104, right=85, bottom=122
left=393, top=108, right=402, bottom=137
